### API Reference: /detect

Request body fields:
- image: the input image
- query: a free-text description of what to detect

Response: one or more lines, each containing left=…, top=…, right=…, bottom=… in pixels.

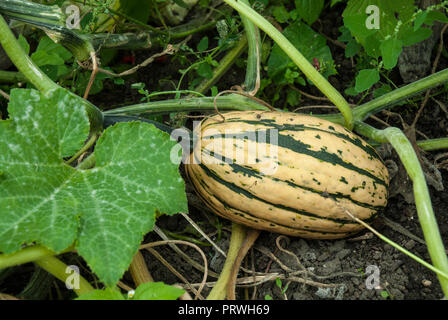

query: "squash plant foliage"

left=0, top=88, right=188, bottom=287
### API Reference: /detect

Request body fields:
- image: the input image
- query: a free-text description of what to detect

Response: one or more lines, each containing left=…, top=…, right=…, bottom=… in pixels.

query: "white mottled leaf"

left=0, top=88, right=187, bottom=286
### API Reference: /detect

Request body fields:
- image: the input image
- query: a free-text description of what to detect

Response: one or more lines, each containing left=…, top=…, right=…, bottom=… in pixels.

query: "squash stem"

left=35, top=255, right=94, bottom=296
left=0, top=245, right=71, bottom=269
left=129, top=251, right=154, bottom=286
left=207, top=223, right=247, bottom=300
left=226, top=229, right=260, bottom=299
left=355, top=121, right=448, bottom=298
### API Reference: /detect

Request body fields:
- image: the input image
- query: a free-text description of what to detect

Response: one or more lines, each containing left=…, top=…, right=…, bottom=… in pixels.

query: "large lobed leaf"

left=0, top=88, right=188, bottom=286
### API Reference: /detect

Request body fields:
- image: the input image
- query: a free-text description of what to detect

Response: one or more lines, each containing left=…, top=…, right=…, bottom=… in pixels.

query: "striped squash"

left=185, top=111, right=389, bottom=239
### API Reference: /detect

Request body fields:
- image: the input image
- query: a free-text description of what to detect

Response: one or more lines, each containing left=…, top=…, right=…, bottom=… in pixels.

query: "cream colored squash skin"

left=185, top=111, right=389, bottom=239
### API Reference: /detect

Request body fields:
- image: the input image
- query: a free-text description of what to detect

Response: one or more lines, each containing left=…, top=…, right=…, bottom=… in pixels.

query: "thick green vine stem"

left=104, top=94, right=271, bottom=115
left=320, top=68, right=448, bottom=125
left=207, top=223, right=247, bottom=300
left=354, top=121, right=448, bottom=297
left=0, top=14, right=58, bottom=92
left=0, top=70, right=26, bottom=83
left=104, top=92, right=448, bottom=152
left=221, top=0, right=354, bottom=129
left=354, top=68, right=448, bottom=121
left=108, top=68, right=448, bottom=122
left=35, top=255, right=94, bottom=296
left=0, top=245, right=69, bottom=269
left=239, top=0, right=260, bottom=93
left=0, top=246, right=93, bottom=296
left=417, top=137, right=448, bottom=151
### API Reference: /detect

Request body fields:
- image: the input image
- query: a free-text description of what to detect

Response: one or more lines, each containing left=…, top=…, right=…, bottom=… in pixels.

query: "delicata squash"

left=185, top=111, right=389, bottom=239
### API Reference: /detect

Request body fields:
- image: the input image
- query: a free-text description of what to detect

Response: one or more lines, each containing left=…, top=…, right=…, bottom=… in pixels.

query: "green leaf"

left=31, top=36, right=73, bottom=68
left=31, top=51, right=65, bottom=67
left=331, top=0, right=345, bottom=6
left=414, top=10, right=428, bottom=31
left=80, top=12, right=94, bottom=30
left=295, top=0, right=324, bottom=25
left=345, top=39, right=361, bottom=58
left=275, top=278, right=282, bottom=289
left=289, top=9, right=299, bottom=21
left=423, top=11, right=448, bottom=26
left=259, top=78, right=272, bottom=93
left=40, top=65, right=71, bottom=81
left=77, top=288, right=125, bottom=300
left=75, top=71, right=111, bottom=96
left=18, top=34, right=30, bottom=55
left=0, top=88, right=188, bottom=287
left=133, top=282, right=185, bottom=300
left=272, top=5, right=290, bottom=24
left=343, top=13, right=377, bottom=47
left=173, top=0, right=190, bottom=10
left=261, top=40, right=272, bottom=65
left=211, top=86, right=218, bottom=96
left=209, top=59, right=219, bottom=67
left=197, top=36, right=209, bottom=52
left=380, top=38, right=403, bottom=69
left=344, top=86, right=359, bottom=96
left=373, top=83, right=391, bottom=98
left=267, top=20, right=336, bottom=84
left=343, top=0, right=416, bottom=57
left=380, top=290, right=390, bottom=299
left=355, top=68, right=380, bottom=92
left=337, top=25, right=354, bottom=42
left=118, top=0, right=153, bottom=23
left=34, top=36, right=72, bottom=62
left=286, top=88, right=301, bottom=107
left=363, top=33, right=381, bottom=58
left=284, top=68, right=300, bottom=84
left=77, top=281, right=185, bottom=300
left=400, top=27, right=432, bottom=46
left=197, top=62, right=213, bottom=79
left=296, top=76, right=306, bottom=86
left=131, top=82, right=146, bottom=90
left=113, top=78, right=125, bottom=85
